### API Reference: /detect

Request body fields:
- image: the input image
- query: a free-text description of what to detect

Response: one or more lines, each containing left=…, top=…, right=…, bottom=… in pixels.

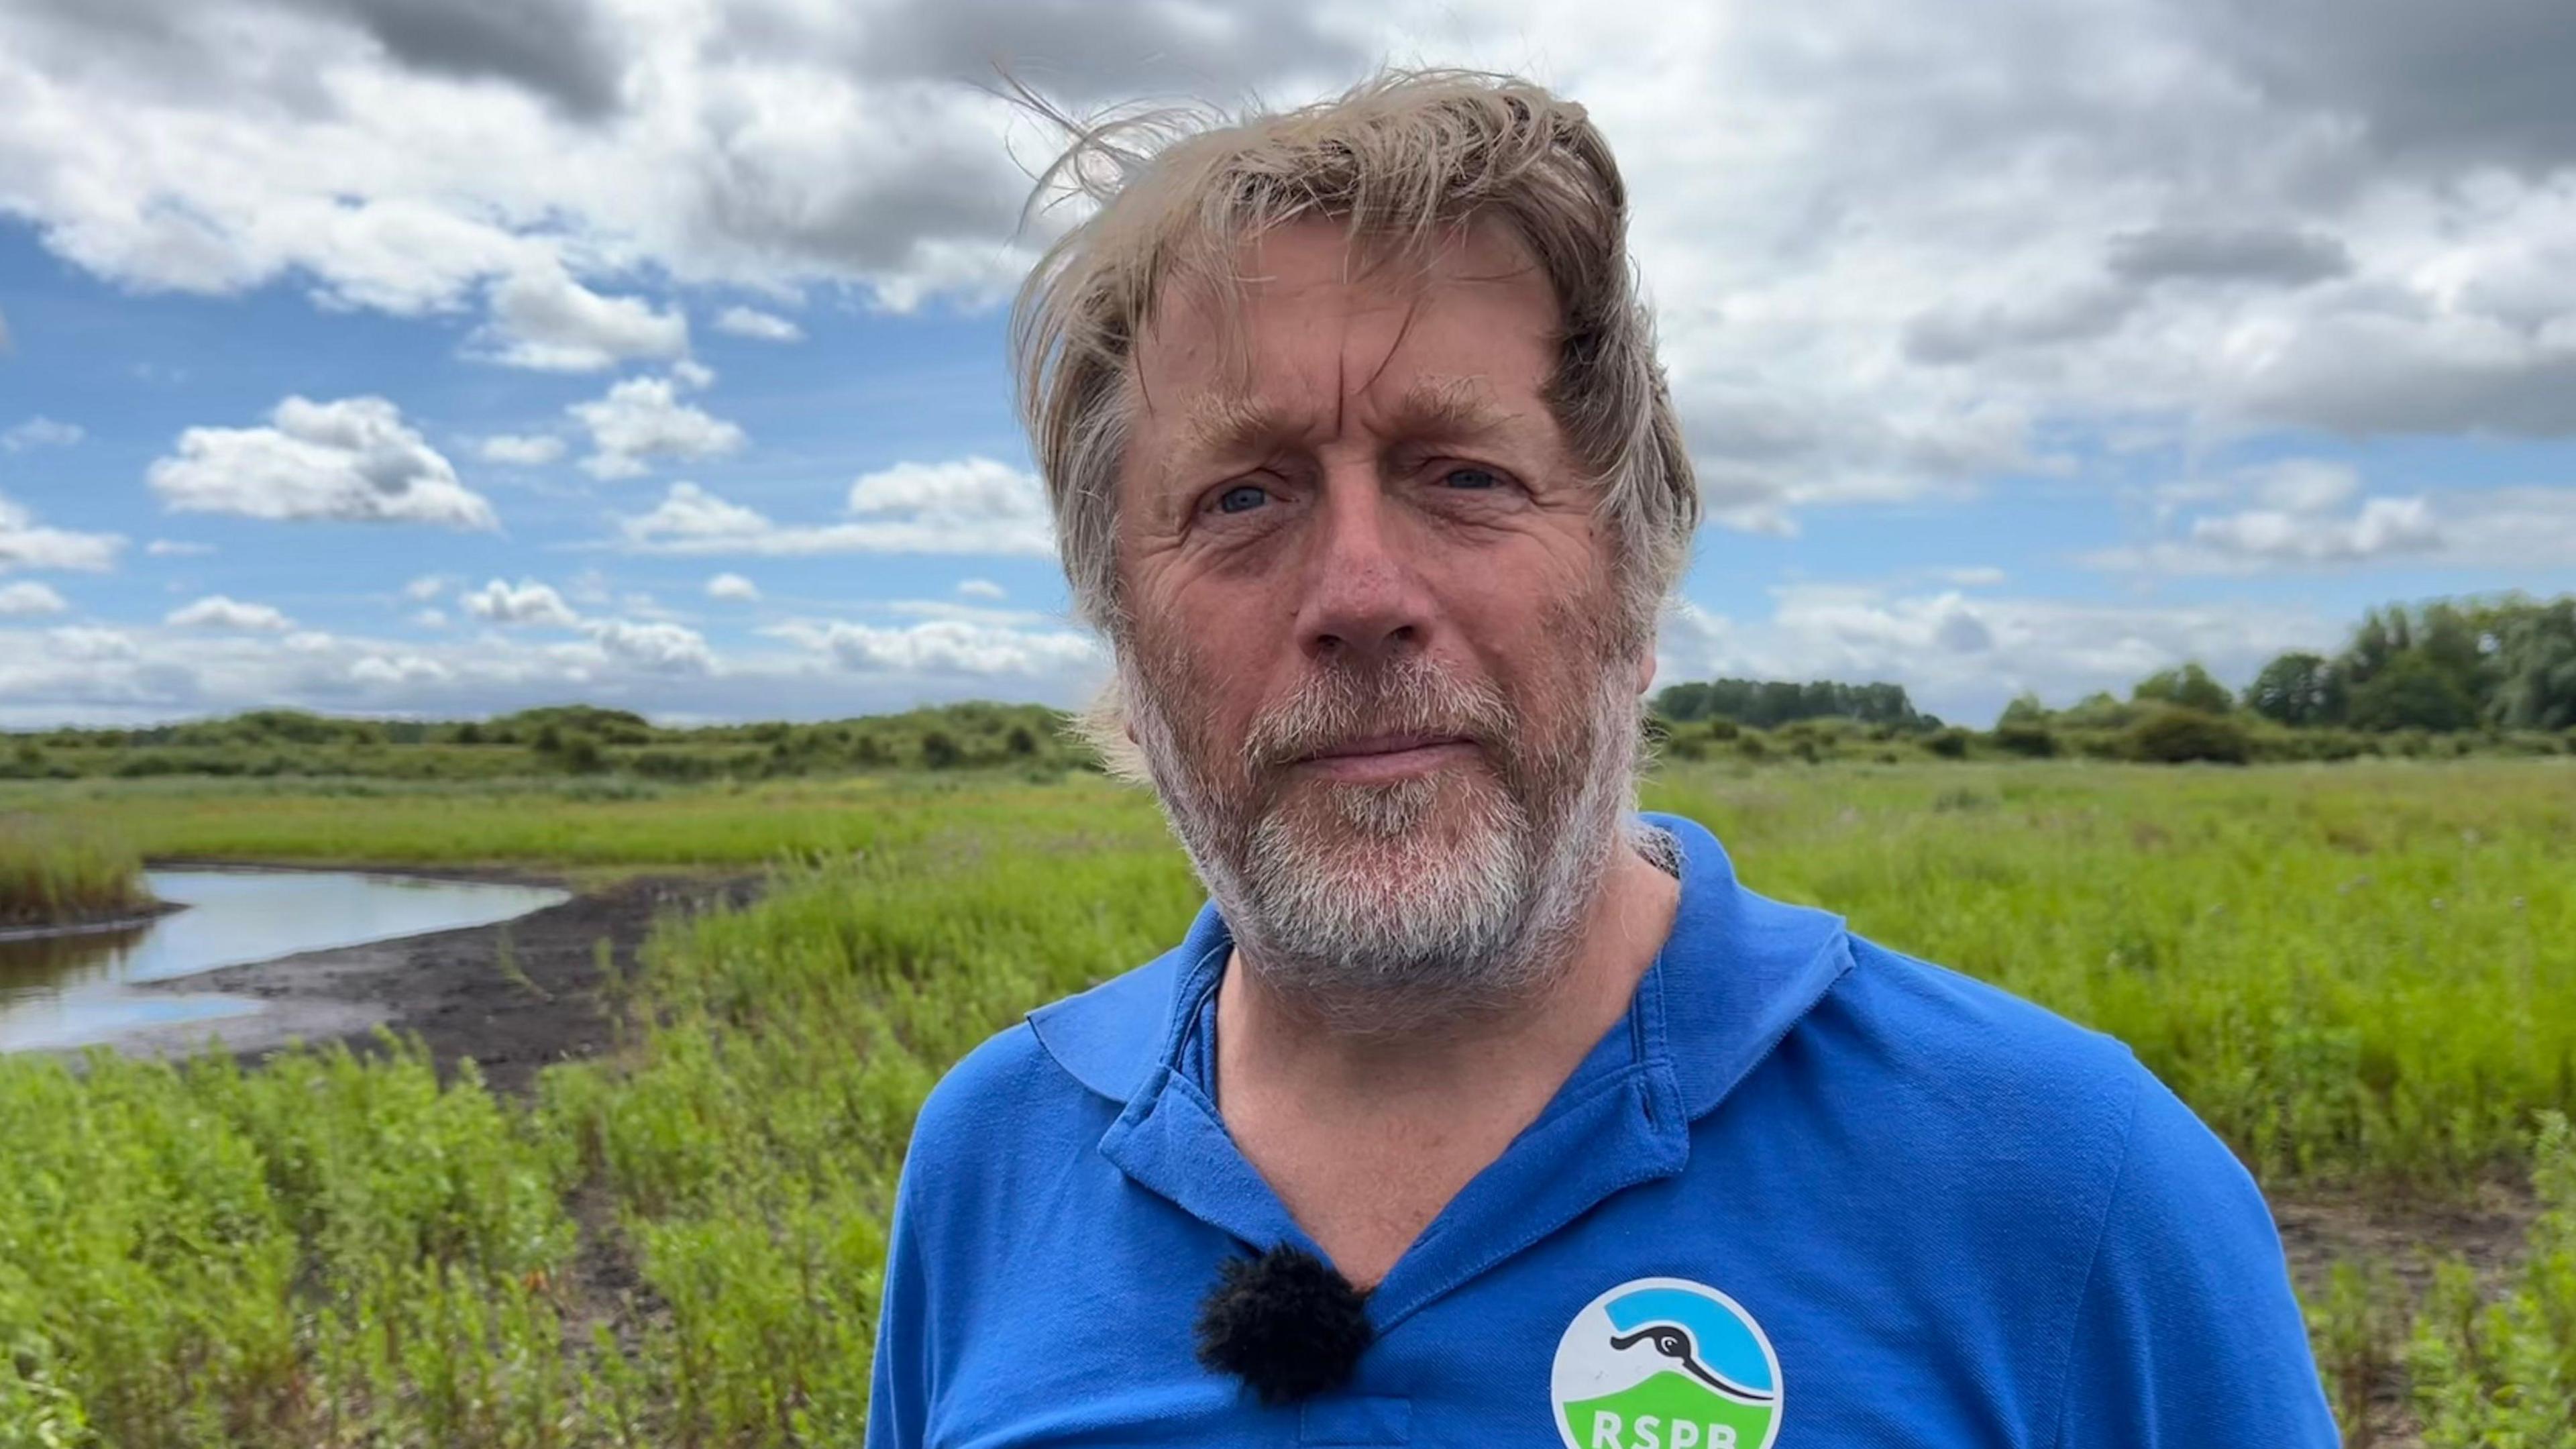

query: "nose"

left=1293, top=470, right=1434, bottom=669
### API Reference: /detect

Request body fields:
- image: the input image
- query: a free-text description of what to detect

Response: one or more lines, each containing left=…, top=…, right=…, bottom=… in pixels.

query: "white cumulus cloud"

left=462, top=578, right=581, bottom=627
left=570, top=374, right=746, bottom=480
left=47, top=627, right=137, bottom=662
left=351, top=653, right=452, bottom=686
left=473, top=258, right=690, bottom=372
left=584, top=618, right=714, bottom=674
left=704, top=572, right=760, bottom=602
left=476, top=433, right=567, bottom=466
left=0, top=581, right=68, bottom=616
left=617, top=459, right=1054, bottom=557
left=148, top=396, right=498, bottom=529
left=2090, top=458, right=2575, bottom=574
left=167, top=595, right=293, bottom=631
left=0, top=492, right=124, bottom=574
left=767, top=615, right=1099, bottom=678
left=714, top=306, right=804, bottom=342
left=2, top=416, right=83, bottom=451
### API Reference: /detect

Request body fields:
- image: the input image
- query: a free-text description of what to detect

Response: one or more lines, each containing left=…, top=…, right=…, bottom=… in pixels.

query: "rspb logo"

left=1549, top=1278, right=1782, bottom=1449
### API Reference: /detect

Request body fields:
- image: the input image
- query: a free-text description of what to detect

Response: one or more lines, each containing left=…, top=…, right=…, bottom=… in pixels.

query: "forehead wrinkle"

left=1174, top=374, right=1522, bottom=462
left=1375, top=374, right=1526, bottom=445
left=1177, top=388, right=1300, bottom=460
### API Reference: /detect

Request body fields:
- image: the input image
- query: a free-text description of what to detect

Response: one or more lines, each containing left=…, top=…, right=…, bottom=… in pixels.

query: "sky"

left=3, top=0, right=2573, bottom=729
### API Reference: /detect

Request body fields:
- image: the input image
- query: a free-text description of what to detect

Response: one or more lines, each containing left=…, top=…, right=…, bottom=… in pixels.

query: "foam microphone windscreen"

left=1192, top=1244, right=1375, bottom=1405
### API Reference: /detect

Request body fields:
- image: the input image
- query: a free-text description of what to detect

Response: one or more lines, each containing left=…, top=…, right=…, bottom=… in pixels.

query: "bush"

left=2126, top=706, right=2252, bottom=765
left=1992, top=722, right=2059, bottom=758
left=1923, top=727, right=1972, bottom=759
left=557, top=732, right=606, bottom=774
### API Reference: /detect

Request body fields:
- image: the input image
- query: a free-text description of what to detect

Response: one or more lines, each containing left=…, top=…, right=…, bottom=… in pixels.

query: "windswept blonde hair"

left=1011, top=68, right=1698, bottom=654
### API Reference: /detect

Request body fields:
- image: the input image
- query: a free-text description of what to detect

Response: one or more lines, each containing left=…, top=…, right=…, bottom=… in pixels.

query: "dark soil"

left=2277, top=1181, right=2541, bottom=1299
left=2272, top=1180, right=2544, bottom=1448
left=122, top=867, right=760, bottom=1095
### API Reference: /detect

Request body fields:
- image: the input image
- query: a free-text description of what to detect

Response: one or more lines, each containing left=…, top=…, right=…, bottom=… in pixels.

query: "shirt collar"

left=1024, top=810, right=1854, bottom=1125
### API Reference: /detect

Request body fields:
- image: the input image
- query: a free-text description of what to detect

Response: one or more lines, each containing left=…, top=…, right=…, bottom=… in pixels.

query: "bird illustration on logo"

left=1550, top=1279, right=1781, bottom=1449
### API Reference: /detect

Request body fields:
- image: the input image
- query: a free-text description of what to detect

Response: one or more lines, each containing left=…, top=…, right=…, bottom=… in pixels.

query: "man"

left=867, top=70, right=2334, bottom=1447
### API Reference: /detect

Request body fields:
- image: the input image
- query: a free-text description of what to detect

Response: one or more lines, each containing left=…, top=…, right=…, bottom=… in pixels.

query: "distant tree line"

left=1653, top=678, right=1937, bottom=731
left=0, top=700, right=1082, bottom=782
left=1972, top=593, right=2576, bottom=763
left=1641, top=594, right=2576, bottom=767
left=2241, top=596, right=2576, bottom=733
left=1997, top=594, right=2576, bottom=736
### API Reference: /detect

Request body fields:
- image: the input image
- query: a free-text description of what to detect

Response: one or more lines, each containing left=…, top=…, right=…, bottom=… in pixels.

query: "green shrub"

left=2126, top=707, right=2252, bottom=765
left=558, top=733, right=606, bottom=774
left=1922, top=727, right=1972, bottom=759
left=1992, top=722, right=2059, bottom=758
left=2408, top=1114, right=2576, bottom=1442
left=2303, top=1258, right=2402, bottom=1446
left=919, top=731, right=962, bottom=769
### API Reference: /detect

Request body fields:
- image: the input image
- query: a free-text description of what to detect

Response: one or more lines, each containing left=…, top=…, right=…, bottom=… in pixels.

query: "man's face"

left=1114, top=217, right=1646, bottom=1018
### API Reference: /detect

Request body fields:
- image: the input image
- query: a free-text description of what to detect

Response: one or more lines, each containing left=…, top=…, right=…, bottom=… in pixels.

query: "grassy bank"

left=0, top=773, right=1135, bottom=869
left=0, top=819, right=155, bottom=929
left=0, top=759, right=2570, bottom=1442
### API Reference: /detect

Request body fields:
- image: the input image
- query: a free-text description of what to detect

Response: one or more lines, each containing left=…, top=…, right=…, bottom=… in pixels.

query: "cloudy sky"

left=3, top=0, right=2573, bottom=728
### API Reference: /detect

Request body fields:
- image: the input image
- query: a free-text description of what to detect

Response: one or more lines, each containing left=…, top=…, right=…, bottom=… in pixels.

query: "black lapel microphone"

left=1193, top=1244, right=1376, bottom=1405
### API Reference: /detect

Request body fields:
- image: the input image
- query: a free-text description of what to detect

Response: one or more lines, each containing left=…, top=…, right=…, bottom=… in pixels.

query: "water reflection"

left=0, top=868, right=570, bottom=1053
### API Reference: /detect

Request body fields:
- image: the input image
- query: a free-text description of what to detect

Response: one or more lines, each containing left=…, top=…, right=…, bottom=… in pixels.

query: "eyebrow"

left=1174, top=376, right=1525, bottom=465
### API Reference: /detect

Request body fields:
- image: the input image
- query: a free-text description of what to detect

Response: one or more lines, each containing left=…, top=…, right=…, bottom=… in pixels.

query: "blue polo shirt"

left=866, top=813, right=2334, bottom=1446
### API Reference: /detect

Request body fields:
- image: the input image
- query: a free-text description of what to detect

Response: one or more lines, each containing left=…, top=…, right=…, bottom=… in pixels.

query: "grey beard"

left=1122, top=653, right=1642, bottom=1035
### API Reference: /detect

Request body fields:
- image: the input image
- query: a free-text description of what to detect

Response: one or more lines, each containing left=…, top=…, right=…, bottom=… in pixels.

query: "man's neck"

left=1220, top=842, right=1678, bottom=1089
left=1208, top=837, right=1679, bottom=1285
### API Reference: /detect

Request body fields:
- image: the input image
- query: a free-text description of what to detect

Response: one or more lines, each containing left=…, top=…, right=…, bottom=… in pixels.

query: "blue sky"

left=4, top=0, right=2573, bottom=727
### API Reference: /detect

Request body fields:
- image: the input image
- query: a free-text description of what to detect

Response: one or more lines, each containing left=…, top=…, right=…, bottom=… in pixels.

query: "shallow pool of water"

left=0, top=868, right=570, bottom=1053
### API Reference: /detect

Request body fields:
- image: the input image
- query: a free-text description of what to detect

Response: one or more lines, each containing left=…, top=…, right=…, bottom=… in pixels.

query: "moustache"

left=1238, top=661, right=1517, bottom=775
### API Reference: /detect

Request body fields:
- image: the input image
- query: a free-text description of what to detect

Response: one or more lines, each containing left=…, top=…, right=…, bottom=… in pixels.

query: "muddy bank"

left=115, top=868, right=759, bottom=1095
left=0, top=897, right=186, bottom=944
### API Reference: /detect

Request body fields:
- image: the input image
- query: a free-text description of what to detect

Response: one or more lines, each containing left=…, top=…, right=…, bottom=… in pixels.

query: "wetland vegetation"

left=0, top=819, right=156, bottom=932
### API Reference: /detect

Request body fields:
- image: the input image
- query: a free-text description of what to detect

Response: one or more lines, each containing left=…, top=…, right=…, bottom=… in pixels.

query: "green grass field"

left=0, top=759, right=2570, bottom=1444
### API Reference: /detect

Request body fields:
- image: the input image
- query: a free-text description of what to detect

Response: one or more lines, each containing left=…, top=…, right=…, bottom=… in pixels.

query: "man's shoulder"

left=910, top=953, right=1181, bottom=1161
left=1811, top=933, right=2256, bottom=1217
left=1829, top=932, right=2150, bottom=1115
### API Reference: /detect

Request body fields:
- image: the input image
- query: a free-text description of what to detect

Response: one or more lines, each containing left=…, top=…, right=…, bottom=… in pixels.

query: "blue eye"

left=1216, top=484, right=1270, bottom=514
left=1442, top=466, right=1499, bottom=490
